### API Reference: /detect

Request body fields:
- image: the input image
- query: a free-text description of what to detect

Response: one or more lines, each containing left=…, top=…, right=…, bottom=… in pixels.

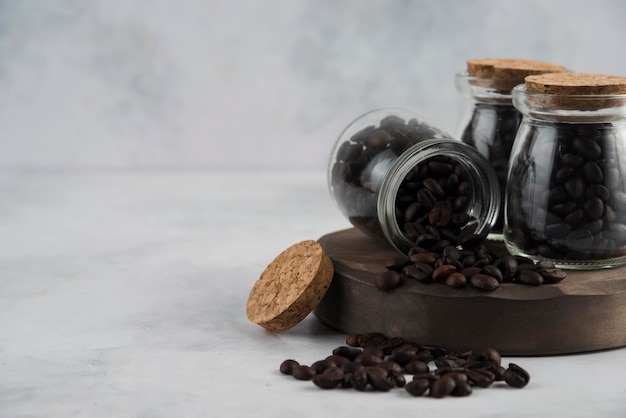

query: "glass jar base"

left=504, top=242, right=626, bottom=270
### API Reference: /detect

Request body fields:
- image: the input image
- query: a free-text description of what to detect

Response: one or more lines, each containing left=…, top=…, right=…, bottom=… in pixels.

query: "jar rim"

left=377, top=139, right=501, bottom=254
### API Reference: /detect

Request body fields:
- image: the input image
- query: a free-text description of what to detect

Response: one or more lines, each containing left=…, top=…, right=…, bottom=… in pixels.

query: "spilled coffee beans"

left=279, top=332, right=530, bottom=398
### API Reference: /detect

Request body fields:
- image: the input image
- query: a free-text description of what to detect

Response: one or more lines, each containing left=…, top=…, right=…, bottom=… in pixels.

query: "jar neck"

left=512, top=84, right=626, bottom=123
left=377, top=139, right=501, bottom=254
left=455, top=70, right=516, bottom=105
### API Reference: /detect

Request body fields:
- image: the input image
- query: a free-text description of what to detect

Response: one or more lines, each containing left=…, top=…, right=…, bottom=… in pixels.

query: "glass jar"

left=456, top=58, right=566, bottom=239
left=328, top=108, right=500, bottom=254
left=505, top=73, right=626, bottom=269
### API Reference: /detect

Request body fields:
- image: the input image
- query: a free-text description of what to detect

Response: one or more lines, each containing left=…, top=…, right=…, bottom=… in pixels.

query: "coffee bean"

left=332, top=346, right=362, bottom=361
left=405, top=378, right=430, bottom=396
left=481, top=264, right=504, bottom=282
left=408, top=251, right=439, bottom=264
left=404, top=263, right=433, bottom=281
left=377, top=336, right=405, bottom=354
left=450, top=380, right=473, bottom=397
left=345, top=333, right=361, bottom=347
left=292, top=365, right=316, bottom=380
left=279, top=359, right=299, bottom=375
left=445, top=272, right=467, bottom=288
left=358, top=332, right=388, bottom=348
left=375, top=270, right=402, bottom=290
left=503, top=363, right=530, bottom=388
left=430, top=375, right=456, bottom=398
left=470, top=273, right=500, bottom=291
left=403, top=359, right=430, bottom=375
left=312, top=366, right=344, bottom=389
left=341, top=361, right=363, bottom=374
left=429, top=201, right=453, bottom=226
left=366, top=366, right=394, bottom=391
left=465, top=368, right=495, bottom=388
left=432, top=264, right=457, bottom=282
left=517, top=270, right=544, bottom=286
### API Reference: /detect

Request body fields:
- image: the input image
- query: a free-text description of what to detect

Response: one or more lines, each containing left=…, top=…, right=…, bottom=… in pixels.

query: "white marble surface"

left=1, top=170, right=625, bottom=418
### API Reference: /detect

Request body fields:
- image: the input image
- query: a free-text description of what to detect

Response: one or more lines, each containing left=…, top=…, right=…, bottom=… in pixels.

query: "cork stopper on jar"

left=524, top=73, right=626, bottom=110
left=246, top=240, right=334, bottom=332
left=467, top=58, right=567, bottom=91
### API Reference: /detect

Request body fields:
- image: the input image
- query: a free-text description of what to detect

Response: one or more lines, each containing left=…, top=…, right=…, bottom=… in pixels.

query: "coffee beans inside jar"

left=505, top=73, right=626, bottom=268
left=456, top=58, right=567, bottom=239
left=279, top=332, right=530, bottom=397
left=328, top=108, right=501, bottom=254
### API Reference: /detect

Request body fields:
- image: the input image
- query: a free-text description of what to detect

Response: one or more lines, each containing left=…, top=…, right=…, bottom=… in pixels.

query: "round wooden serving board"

left=314, top=228, right=626, bottom=356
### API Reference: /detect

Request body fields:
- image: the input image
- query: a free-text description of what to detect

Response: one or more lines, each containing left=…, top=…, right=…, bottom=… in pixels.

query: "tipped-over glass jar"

left=456, top=58, right=566, bottom=239
left=505, top=73, right=626, bottom=269
left=328, top=108, right=500, bottom=254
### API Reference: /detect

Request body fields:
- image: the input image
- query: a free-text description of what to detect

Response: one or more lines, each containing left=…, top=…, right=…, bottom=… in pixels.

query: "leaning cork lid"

left=247, top=240, right=334, bottom=332
left=467, top=58, right=566, bottom=90
left=524, top=73, right=626, bottom=110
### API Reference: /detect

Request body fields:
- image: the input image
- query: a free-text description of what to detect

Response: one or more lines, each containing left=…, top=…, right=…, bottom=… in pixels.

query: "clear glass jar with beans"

left=505, top=73, right=626, bottom=269
left=328, top=108, right=500, bottom=254
left=456, top=58, right=567, bottom=240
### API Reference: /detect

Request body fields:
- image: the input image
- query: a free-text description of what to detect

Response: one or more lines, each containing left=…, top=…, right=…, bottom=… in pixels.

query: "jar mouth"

left=455, top=70, right=516, bottom=104
left=512, top=84, right=626, bottom=122
left=377, top=139, right=501, bottom=254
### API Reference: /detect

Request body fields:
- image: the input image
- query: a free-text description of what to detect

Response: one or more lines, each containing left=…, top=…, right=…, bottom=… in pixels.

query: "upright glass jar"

left=328, top=108, right=500, bottom=254
left=505, top=73, right=626, bottom=269
left=456, top=58, right=566, bottom=239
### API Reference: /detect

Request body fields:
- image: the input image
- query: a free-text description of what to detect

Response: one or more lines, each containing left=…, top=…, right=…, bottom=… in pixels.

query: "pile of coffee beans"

left=460, top=103, right=522, bottom=234
left=279, top=332, right=530, bottom=398
left=507, top=123, right=626, bottom=262
left=376, top=225, right=566, bottom=292
left=330, top=114, right=448, bottom=240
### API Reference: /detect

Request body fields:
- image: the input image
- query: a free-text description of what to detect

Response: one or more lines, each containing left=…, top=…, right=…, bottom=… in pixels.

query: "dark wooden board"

left=314, top=228, right=626, bottom=356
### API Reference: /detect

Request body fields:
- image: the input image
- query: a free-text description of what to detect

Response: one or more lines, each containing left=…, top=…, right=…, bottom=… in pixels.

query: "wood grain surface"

left=315, top=228, right=626, bottom=356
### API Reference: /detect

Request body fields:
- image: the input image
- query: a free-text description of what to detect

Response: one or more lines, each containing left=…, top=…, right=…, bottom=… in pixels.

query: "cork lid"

left=246, top=240, right=334, bottom=332
left=524, top=73, right=626, bottom=110
left=467, top=58, right=566, bottom=90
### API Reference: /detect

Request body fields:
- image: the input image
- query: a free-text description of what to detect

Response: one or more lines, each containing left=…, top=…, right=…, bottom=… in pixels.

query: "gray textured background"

left=1, top=0, right=624, bottom=169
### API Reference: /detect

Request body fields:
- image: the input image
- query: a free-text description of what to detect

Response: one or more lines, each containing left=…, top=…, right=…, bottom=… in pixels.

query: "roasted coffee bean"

left=445, top=272, right=467, bottom=288
left=460, top=266, right=481, bottom=278
left=503, top=363, right=530, bottom=388
left=355, top=352, right=383, bottom=367
left=466, top=368, right=495, bottom=388
left=391, top=343, right=420, bottom=355
left=345, top=333, right=361, bottom=347
left=390, top=370, right=406, bottom=388
left=292, top=365, right=316, bottom=381
left=470, top=347, right=501, bottom=367
left=377, top=361, right=402, bottom=374
left=377, top=336, right=405, bottom=354
left=430, top=375, right=456, bottom=398
left=341, top=361, right=363, bottom=375
left=352, top=367, right=369, bottom=391
left=409, top=251, right=439, bottom=264
left=362, top=345, right=385, bottom=359
left=279, top=359, right=299, bottom=375
left=388, top=351, right=418, bottom=367
left=429, top=201, right=453, bottom=226
left=312, top=366, right=344, bottom=389
left=333, top=346, right=362, bottom=361
left=310, top=359, right=329, bottom=374
left=450, top=381, right=473, bottom=397
left=404, top=263, right=434, bottom=281
left=325, top=355, right=350, bottom=368
left=481, top=265, right=504, bottom=283
left=375, top=269, right=402, bottom=290
left=470, top=273, right=500, bottom=291
left=357, top=332, right=388, bottom=347
left=405, top=378, right=431, bottom=396
left=432, top=264, right=457, bottom=282
left=366, top=366, right=394, bottom=391
left=403, top=359, right=430, bottom=375
left=517, top=269, right=544, bottom=286
left=498, top=255, right=518, bottom=281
